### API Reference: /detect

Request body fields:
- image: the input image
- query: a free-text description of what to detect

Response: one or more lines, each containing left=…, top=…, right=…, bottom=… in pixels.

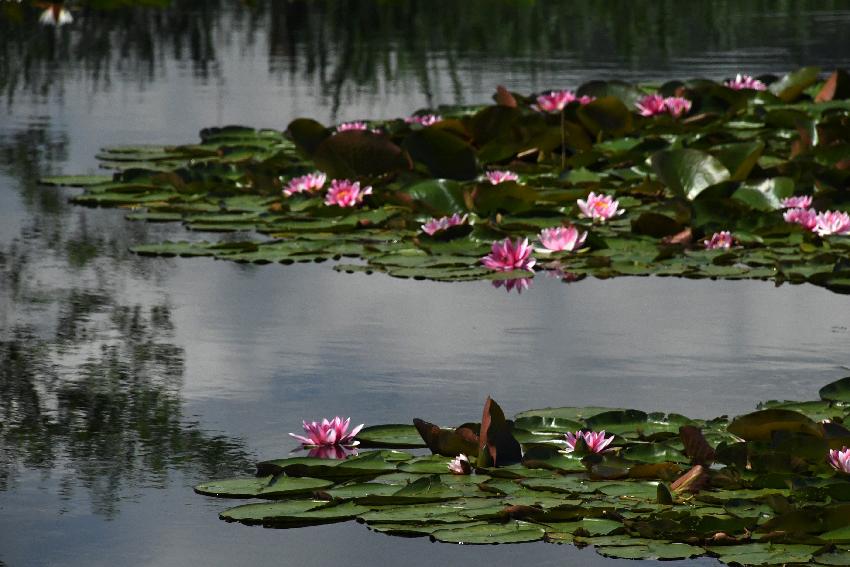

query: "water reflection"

left=4, top=0, right=850, bottom=116
left=0, top=128, right=251, bottom=517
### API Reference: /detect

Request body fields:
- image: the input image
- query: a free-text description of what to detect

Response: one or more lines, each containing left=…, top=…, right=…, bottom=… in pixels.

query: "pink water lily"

left=538, top=226, right=587, bottom=252
left=664, top=96, right=692, bottom=118
left=421, top=213, right=468, bottom=235
left=481, top=238, right=536, bottom=272
left=324, top=179, right=373, bottom=207
left=336, top=121, right=368, bottom=132
left=636, top=94, right=668, bottom=116
left=784, top=207, right=818, bottom=231
left=830, top=447, right=850, bottom=473
left=563, top=430, right=614, bottom=454
left=534, top=90, right=594, bottom=113
left=704, top=231, right=734, bottom=250
left=283, top=172, right=327, bottom=197
left=289, top=417, right=364, bottom=447
left=448, top=454, right=472, bottom=475
left=577, top=192, right=624, bottom=222
left=492, top=277, right=532, bottom=294
left=725, top=74, right=767, bottom=91
left=405, top=114, right=442, bottom=127
left=781, top=195, right=813, bottom=209
left=815, top=210, right=850, bottom=236
left=485, top=170, right=519, bottom=185
left=636, top=94, right=691, bottom=117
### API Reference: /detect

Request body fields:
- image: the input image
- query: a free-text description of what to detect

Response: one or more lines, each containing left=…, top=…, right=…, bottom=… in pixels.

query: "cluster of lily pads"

left=40, top=66, right=850, bottom=293
left=194, top=377, right=850, bottom=565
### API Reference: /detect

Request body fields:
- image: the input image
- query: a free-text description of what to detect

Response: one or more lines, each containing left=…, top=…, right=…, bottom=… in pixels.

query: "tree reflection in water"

left=0, top=126, right=251, bottom=518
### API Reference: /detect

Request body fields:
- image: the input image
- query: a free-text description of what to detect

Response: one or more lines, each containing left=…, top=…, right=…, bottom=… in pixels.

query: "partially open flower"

left=421, top=213, right=468, bottom=236
left=481, top=238, right=536, bottom=272
left=538, top=226, right=587, bottom=252
left=784, top=208, right=818, bottom=231
left=336, top=121, right=368, bottom=132
left=485, top=170, right=519, bottom=185
left=829, top=446, right=850, bottom=473
left=664, top=96, right=692, bottom=118
left=534, top=90, right=577, bottom=113
left=448, top=454, right=472, bottom=475
left=562, top=430, right=614, bottom=454
left=704, top=231, right=733, bottom=250
left=780, top=195, right=813, bottom=209
left=283, top=172, right=327, bottom=197
left=405, top=114, right=442, bottom=126
left=636, top=94, right=668, bottom=117
left=725, top=74, right=767, bottom=91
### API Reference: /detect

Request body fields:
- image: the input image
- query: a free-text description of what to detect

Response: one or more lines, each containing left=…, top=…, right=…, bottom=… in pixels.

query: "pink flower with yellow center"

left=725, top=74, right=767, bottom=91
left=704, top=231, right=734, bottom=250
left=289, top=417, right=364, bottom=447
left=405, top=114, right=442, bottom=127
left=830, top=447, right=850, bottom=473
left=485, top=170, right=519, bottom=185
left=336, top=121, right=368, bottom=132
left=577, top=192, right=624, bottom=222
left=562, top=430, right=614, bottom=454
left=538, top=226, right=587, bottom=252
left=636, top=94, right=668, bottom=116
left=481, top=238, right=536, bottom=272
left=421, top=213, right=468, bottom=236
left=492, top=277, right=532, bottom=294
left=324, top=179, right=373, bottom=207
left=664, top=96, right=692, bottom=118
left=815, top=210, right=850, bottom=236
left=784, top=208, right=818, bottom=231
left=283, top=172, right=327, bottom=197
left=448, top=454, right=471, bottom=474
left=781, top=195, right=813, bottom=209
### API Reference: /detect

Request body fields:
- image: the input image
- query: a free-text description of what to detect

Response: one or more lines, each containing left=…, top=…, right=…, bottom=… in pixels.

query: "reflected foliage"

left=0, top=126, right=251, bottom=517
left=4, top=1, right=850, bottom=115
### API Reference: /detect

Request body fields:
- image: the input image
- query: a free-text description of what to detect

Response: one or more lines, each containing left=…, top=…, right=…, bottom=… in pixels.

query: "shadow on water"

left=0, top=126, right=252, bottom=518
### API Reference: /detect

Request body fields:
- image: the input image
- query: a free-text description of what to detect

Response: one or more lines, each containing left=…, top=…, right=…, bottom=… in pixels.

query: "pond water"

left=2, top=2, right=850, bottom=565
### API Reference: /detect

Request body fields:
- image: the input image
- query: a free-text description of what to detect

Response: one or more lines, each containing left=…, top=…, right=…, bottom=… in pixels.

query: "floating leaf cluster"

left=194, top=377, right=850, bottom=565
left=41, top=68, right=850, bottom=292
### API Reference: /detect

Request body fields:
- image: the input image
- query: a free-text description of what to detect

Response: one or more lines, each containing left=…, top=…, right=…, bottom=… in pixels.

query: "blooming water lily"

left=725, top=74, right=767, bottom=91
left=814, top=210, right=850, bottom=236
left=448, top=454, right=471, bottom=474
left=534, top=90, right=593, bottom=113
left=283, top=172, right=326, bottom=197
left=830, top=447, right=850, bottom=473
left=289, top=417, right=363, bottom=447
left=481, top=238, right=536, bottom=272
left=577, top=192, right=624, bottom=222
left=485, top=170, right=519, bottom=185
left=784, top=207, right=818, bottom=231
left=336, top=121, right=368, bottom=132
left=562, top=430, right=614, bottom=454
left=781, top=195, right=813, bottom=209
left=324, top=179, right=373, bottom=207
left=704, top=231, right=733, bottom=250
left=538, top=226, right=587, bottom=252
left=405, top=114, right=442, bottom=126
left=421, top=213, right=468, bottom=236
left=636, top=94, right=691, bottom=117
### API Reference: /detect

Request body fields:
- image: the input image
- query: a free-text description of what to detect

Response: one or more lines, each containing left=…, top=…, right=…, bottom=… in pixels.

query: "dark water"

left=2, top=2, right=850, bottom=565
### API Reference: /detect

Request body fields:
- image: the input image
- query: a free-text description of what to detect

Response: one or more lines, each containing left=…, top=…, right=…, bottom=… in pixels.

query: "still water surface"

left=3, top=2, right=850, bottom=565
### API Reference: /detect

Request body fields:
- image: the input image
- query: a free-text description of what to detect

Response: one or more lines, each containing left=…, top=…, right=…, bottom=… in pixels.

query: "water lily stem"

left=560, top=110, right=566, bottom=170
